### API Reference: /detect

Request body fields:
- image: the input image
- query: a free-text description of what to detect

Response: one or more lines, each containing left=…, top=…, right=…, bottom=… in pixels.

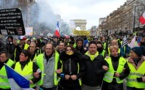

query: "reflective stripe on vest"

left=0, top=59, right=14, bottom=89
left=127, top=61, right=145, bottom=89
left=103, top=57, right=126, bottom=83
left=14, top=61, right=35, bottom=88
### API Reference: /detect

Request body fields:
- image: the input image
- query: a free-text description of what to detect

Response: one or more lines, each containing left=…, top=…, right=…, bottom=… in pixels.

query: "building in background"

left=70, top=19, right=87, bottom=30
left=98, top=0, right=145, bottom=36
left=90, top=26, right=97, bottom=36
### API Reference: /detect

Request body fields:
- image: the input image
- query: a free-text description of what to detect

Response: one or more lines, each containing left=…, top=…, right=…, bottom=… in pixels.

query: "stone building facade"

left=98, top=0, right=145, bottom=36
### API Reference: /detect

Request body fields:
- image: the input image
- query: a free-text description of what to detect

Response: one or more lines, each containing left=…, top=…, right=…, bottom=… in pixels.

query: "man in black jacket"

left=6, top=36, right=15, bottom=58
left=82, top=41, right=109, bottom=90
left=75, top=38, right=87, bottom=55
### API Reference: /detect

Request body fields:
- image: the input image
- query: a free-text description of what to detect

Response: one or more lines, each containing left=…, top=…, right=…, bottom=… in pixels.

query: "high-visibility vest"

left=36, top=51, right=59, bottom=86
left=127, top=61, right=145, bottom=89
left=14, top=61, right=35, bottom=88
left=103, top=42, right=107, bottom=50
left=103, top=57, right=126, bottom=84
left=31, top=53, right=38, bottom=62
left=14, top=43, right=29, bottom=62
left=108, top=47, right=120, bottom=56
left=0, top=59, right=14, bottom=89
left=73, top=43, right=76, bottom=48
left=100, top=50, right=106, bottom=57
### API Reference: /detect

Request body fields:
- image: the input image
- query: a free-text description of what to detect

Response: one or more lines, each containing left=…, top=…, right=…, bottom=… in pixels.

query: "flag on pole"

left=139, top=12, right=145, bottom=25
left=54, top=22, right=60, bottom=37
left=128, top=36, right=138, bottom=48
left=122, top=36, right=128, bottom=47
left=5, top=64, right=32, bottom=90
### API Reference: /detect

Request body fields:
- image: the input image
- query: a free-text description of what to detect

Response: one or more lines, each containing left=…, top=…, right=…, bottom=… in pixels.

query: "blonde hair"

left=109, top=45, right=119, bottom=52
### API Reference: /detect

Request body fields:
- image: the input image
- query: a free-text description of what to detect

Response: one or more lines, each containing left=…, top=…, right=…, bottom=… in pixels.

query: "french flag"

left=139, top=12, right=145, bottom=25
left=54, top=22, right=60, bottom=37
left=5, top=64, right=33, bottom=90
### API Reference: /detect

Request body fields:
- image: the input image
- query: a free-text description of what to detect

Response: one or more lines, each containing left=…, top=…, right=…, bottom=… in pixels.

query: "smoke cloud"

left=0, top=0, right=71, bottom=36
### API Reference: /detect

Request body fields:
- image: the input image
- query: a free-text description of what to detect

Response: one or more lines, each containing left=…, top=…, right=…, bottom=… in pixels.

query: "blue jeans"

left=127, top=87, right=143, bottom=90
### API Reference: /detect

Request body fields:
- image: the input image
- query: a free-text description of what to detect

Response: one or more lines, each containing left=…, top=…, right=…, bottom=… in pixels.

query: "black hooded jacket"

left=82, top=54, right=108, bottom=86
left=58, top=51, right=85, bottom=88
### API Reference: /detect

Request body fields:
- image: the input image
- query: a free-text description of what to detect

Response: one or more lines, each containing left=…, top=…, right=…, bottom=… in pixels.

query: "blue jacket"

left=120, top=45, right=131, bottom=58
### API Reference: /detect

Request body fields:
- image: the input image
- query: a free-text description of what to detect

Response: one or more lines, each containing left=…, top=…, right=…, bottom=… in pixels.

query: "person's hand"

left=29, top=80, right=33, bottom=84
left=71, top=75, right=77, bottom=80
left=115, top=72, right=120, bottom=77
left=56, top=69, right=62, bottom=74
left=65, top=75, right=70, bottom=80
left=33, top=69, right=41, bottom=78
left=102, top=65, right=108, bottom=71
left=33, top=72, right=40, bottom=78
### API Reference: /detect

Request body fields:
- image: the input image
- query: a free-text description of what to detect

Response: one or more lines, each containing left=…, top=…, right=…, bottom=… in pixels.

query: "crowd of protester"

left=0, top=34, right=145, bottom=90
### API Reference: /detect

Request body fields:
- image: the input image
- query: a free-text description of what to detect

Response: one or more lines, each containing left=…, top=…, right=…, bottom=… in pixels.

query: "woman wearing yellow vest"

left=0, top=51, right=14, bottom=90
left=102, top=45, right=130, bottom=90
left=56, top=45, right=85, bottom=90
left=12, top=50, right=41, bottom=89
left=127, top=47, right=145, bottom=90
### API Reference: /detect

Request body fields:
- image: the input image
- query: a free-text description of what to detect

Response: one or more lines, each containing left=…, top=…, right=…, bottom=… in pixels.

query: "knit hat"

left=131, top=47, right=143, bottom=57
left=18, top=36, right=26, bottom=40
left=140, top=46, right=145, bottom=56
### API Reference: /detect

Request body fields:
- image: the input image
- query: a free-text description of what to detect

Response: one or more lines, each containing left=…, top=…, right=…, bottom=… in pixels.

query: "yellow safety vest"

left=100, top=50, right=106, bottom=57
left=36, top=51, right=59, bottom=86
left=103, top=42, right=107, bottom=50
left=14, top=61, right=35, bottom=88
left=127, top=61, right=145, bottom=89
left=103, top=57, right=126, bottom=84
left=14, top=43, right=29, bottom=62
left=31, top=53, right=38, bottom=62
left=0, top=59, right=14, bottom=89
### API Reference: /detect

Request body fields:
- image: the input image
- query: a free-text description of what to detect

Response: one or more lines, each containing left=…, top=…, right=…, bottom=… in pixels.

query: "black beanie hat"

left=131, top=47, right=143, bottom=57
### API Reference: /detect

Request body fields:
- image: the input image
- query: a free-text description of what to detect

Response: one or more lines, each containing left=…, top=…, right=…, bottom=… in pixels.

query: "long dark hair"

left=65, top=45, right=75, bottom=52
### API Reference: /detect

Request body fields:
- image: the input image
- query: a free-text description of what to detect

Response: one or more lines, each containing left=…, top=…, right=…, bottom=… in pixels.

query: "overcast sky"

left=46, top=0, right=127, bottom=29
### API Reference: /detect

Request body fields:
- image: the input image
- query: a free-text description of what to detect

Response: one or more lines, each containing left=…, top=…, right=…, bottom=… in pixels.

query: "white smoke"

left=0, top=0, right=71, bottom=36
